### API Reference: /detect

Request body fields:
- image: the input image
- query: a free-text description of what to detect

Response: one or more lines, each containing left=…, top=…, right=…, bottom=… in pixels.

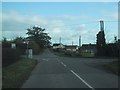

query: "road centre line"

left=70, top=70, right=95, bottom=90
left=60, top=62, right=67, bottom=67
left=61, top=62, right=64, bottom=65
left=62, top=63, right=67, bottom=67
left=59, top=60, right=94, bottom=89
left=57, top=58, right=60, bottom=62
left=42, top=59, right=48, bottom=61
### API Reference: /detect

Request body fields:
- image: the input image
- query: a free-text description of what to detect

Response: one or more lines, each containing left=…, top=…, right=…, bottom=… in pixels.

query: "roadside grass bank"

left=106, top=61, right=119, bottom=75
left=2, top=58, right=37, bottom=88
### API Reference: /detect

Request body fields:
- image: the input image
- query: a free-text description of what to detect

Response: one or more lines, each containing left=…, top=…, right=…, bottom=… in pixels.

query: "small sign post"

left=11, top=43, right=16, bottom=49
left=28, top=49, right=33, bottom=59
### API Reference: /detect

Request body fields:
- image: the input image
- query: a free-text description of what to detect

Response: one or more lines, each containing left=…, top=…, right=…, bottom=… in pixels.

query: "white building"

left=65, top=45, right=78, bottom=52
left=52, top=43, right=65, bottom=50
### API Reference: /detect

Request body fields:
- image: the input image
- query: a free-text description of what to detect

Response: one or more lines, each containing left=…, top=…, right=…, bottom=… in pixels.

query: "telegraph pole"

left=72, top=41, right=74, bottom=46
left=79, top=35, right=81, bottom=47
left=59, top=37, right=61, bottom=44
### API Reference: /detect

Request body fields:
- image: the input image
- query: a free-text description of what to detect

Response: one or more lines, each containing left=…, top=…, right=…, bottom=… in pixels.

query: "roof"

left=82, top=44, right=96, bottom=47
left=80, top=44, right=96, bottom=50
left=53, top=43, right=63, bottom=46
left=65, top=45, right=78, bottom=49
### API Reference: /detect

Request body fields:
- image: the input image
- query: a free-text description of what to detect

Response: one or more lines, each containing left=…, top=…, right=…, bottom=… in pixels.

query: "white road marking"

left=70, top=70, right=95, bottom=90
left=57, top=58, right=60, bottom=62
left=60, top=62, right=67, bottom=67
left=63, top=64, right=67, bottom=67
left=61, top=62, right=63, bottom=64
left=58, top=59, right=94, bottom=89
left=42, top=59, right=48, bottom=61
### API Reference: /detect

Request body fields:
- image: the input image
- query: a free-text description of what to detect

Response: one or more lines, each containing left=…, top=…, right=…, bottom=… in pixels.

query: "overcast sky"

left=1, top=2, right=118, bottom=45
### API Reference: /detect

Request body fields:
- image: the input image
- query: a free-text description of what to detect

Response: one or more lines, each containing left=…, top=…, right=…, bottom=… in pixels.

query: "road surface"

left=22, top=49, right=119, bottom=89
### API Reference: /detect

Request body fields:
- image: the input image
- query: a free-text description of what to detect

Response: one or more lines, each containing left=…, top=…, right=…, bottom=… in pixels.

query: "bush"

left=28, top=41, right=41, bottom=55
left=2, top=48, right=21, bottom=67
left=64, top=50, right=76, bottom=56
left=16, top=43, right=27, bottom=55
left=2, top=41, right=11, bottom=48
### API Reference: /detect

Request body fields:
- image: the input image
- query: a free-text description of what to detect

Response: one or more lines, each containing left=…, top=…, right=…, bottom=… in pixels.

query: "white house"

left=79, top=44, right=97, bottom=57
left=65, top=45, right=78, bottom=52
left=11, top=43, right=16, bottom=49
left=52, top=43, right=65, bottom=50
left=64, top=45, right=79, bottom=56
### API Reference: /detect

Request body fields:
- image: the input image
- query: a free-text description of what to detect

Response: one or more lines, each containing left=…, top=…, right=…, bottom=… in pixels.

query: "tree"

left=12, top=37, right=27, bottom=54
left=96, top=31, right=106, bottom=56
left=12, top=36, right=25, bottom=44
left=2, top=37, right=11, bottom=48
left=28, top=41, right=41, bottom=54
left=118, top=39, right=120, bottom=60
left=26, top=26, right=51, bottom=48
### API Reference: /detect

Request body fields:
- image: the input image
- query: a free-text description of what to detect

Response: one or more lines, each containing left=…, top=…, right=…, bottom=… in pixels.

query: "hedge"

left=2, top=48, right=21, bottom=67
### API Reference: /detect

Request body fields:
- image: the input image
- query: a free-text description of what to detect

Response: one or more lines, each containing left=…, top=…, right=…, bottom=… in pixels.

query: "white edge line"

left=70, top=70, right=95, bottom=90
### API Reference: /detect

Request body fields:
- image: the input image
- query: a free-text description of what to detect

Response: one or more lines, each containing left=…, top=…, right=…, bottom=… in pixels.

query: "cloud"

left=111, top=13, right=118, bottom=19
left=3, top=11, right=48, bottom=31
left=101, top=10, right=118, bottom=20
left=55, top=15, right=88, bottom=20
left=2, top=0, right=120, bottom=2
left=2, top=10, right=116, bottom=45
left=2, top=10, right=95, bottom=44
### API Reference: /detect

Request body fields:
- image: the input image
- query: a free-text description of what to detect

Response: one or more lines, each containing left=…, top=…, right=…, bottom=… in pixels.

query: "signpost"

left=11, top=43, right=16, bottom=49
left=28, top=49, right=33, bottom=59
left=25, top=41, right=33, bottom=59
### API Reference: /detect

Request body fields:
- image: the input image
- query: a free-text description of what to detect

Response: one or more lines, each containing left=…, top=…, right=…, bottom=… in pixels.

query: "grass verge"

left=2, top=58, right=37, bottom=88
left=106, top=61, right=119, bottom=75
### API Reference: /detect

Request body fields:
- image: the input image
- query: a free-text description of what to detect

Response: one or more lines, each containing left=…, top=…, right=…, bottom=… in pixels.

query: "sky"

left=1, top=0, right=120, bottom=2
left=1, top=2, right=119, bottom=45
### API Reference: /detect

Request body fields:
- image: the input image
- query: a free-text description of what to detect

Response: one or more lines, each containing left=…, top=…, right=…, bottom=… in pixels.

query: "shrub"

left=64, top=50, right=76, bottom=56
left=2, top=48, right=21, bottom=67
left=2, top=41, right=11, bottom=48
left=28, top=41, right=41, bottom=55
left=16, top=43, right=27, bottom=55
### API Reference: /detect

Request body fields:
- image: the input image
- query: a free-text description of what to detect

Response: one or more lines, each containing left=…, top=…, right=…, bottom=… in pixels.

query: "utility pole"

left=59, top=37, right=61, bottom=44
left=79, top=35, right=81, bottom=47
left=118, top=1, right=120, bottom=61
left=72, top=41, right=74, bottom=46
left=114, top=36, right=117, bottom=43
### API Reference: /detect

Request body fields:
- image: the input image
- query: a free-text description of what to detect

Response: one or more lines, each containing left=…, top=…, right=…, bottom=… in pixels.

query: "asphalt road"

left=21, top=49, right=119, bottom=89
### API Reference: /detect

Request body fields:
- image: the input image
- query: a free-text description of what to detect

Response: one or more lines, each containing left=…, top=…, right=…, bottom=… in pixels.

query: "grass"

left=2, top=58, right=37, bottom=88
left=106, top=61, right=119, bottom=75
